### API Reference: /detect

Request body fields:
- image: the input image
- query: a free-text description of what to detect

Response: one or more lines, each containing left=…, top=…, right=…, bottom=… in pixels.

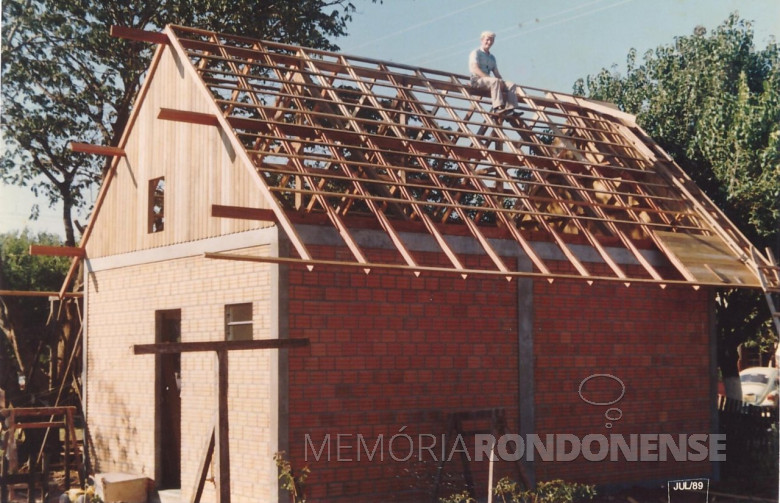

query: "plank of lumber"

left=8, top=421, right=66, bottom=429
left=158, top=108, right=221, bottom=126
left=211, top=205, right=277, bottom=222
left=69, top=142, right=126, bottom=157
left=205, top=251, right=751, bottom=288
left=29, top=245, right=85, bottom=258
left=1, top=406, right=76, bottom=416
left=110, top=25, right=169, bottom=45
left=133, top=338, right=309, bottom=355
left=190, top=424, right=215, bottom=503
left=0, top=290, right=82, bottom=298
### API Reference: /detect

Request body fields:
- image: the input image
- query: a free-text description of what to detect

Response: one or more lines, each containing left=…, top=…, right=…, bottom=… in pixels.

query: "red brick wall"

left=286, top=246, right=713, bottom=501
left=533, top=263, right=712, bottom=484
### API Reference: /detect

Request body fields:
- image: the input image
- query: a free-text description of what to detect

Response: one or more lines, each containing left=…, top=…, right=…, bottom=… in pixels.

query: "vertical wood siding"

left=86, top=46, right=272, bottom=258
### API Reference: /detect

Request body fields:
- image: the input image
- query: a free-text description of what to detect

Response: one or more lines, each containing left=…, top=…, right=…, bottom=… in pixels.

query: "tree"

left=0, top=231, right=70, bottom=404
left=573, top=14, right=780, bottom=398
left=0, top=0, right=380, bottom=409
left=1, top=0, right=374, bottom=246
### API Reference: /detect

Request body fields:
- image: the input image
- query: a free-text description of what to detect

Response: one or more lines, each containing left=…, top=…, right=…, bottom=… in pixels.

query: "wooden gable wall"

left=85, top=45, right=272, bottom=259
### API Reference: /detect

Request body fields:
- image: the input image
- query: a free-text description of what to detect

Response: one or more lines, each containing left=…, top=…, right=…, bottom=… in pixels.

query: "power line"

left=408, top=0, right=613, bottom=64
left=501, top=0, right=637, bottom=42
left=344, top=0, right=498, bottom=53
left=412, top=0, right=635, bottom=67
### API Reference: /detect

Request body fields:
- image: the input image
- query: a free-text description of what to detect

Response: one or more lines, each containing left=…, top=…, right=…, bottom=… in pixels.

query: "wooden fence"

left=717, top=395, right=778, bottom=478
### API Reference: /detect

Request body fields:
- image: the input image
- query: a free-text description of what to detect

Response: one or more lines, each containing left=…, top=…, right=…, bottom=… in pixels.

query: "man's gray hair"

left=481, top=30, right=496, bottom=39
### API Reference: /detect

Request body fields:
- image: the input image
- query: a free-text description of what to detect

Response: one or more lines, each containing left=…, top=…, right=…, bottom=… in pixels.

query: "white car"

left=739, top=367, right=779, bottom=407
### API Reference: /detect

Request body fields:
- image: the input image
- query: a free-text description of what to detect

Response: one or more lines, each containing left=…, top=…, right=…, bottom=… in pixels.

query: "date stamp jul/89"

left=667, top=478, right=709, bottom=503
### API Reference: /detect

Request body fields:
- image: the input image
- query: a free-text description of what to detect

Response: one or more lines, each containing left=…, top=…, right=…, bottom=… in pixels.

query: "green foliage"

left=0, top=230, right=70, bottom=397
left=1, top=229, right=68, bottom=335
left=529, top=479, right=597, bottom=503
left=572, top=13, right=779, bottom=379
left=438, top=490, right=476, bottom=503
left=274, top=451, right=310, bottom=503
left=440, top=478, right=596, bottom=503
left=1, top=0, right=375, bottom=245
left=1, top=230, right=69, bottom=330
left=1, top=230, right=68, bottom=288
left=493, top=477, right=597, bottom=503
left=573, top=13, right=779, bottom=244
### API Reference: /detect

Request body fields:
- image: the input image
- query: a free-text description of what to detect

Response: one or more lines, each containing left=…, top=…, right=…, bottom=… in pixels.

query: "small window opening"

left=225, top=303, right=253, bottom=341
left=148, top=177, right=165, bottom=233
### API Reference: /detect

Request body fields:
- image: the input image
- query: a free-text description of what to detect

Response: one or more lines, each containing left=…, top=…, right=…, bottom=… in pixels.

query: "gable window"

left=148, top=177, right=165, bottom=233
left=225, top=303, right=253, bottom=341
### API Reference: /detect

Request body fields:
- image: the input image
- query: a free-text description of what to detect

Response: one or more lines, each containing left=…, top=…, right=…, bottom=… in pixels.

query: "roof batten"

left=150, top=24, right=768, bottom=288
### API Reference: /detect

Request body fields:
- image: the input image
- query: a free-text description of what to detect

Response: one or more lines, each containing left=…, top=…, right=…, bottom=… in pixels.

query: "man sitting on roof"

left=469, top=30, right=521, bottom=115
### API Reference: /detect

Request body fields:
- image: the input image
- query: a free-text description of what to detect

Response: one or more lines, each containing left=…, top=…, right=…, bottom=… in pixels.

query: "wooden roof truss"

left=129, top=25, right=775, bottom=288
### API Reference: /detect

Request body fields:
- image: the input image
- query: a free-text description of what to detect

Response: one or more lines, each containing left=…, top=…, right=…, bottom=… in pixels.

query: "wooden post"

left=133, top=338, right=309, bottom=501
left=216, top=349, right=230, bottom=503
left=64, top=408, right=71, bottom=490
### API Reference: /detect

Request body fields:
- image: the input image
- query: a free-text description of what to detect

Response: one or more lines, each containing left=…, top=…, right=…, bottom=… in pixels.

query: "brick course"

left=85, top=247, right=277, bottom=503
left=286, top=245, right=712, bottom=501
left=86, top=239, right=713, bottom=503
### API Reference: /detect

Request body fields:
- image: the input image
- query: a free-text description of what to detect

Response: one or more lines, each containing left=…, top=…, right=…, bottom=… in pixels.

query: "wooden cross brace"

left=133, top=338, right=309, bottom=503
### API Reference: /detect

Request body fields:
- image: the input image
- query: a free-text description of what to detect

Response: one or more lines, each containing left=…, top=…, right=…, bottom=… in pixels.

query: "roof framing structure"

left=70, top=24, right=777, bottom=291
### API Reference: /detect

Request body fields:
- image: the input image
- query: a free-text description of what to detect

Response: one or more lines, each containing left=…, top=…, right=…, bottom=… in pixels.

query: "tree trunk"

left=54, top=298, right=82, bottom=391
left=718, top=336, right=743, bottom=400
left=0, top=297, right=26, bottom=391
left=62, top=192, right=76, bottom=247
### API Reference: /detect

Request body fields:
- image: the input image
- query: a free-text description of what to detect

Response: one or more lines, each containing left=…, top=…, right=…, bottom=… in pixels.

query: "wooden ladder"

left=751, top=247, right=780, bottom=361
left=0, top=407, right=85, bottom=503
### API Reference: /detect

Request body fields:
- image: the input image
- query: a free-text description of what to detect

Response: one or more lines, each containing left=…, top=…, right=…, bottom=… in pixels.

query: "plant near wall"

left=438, top=490, right=476, bottom=503
left=274, top=451, right=310, bottom=503
left=493, top=477, right=597, bottom=503
left=441, top=478, right=596, bottom=503
left=528, top=479, right=597, bottom=503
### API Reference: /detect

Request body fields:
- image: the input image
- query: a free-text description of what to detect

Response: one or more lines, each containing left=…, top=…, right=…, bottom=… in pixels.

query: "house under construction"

left=40, top=24, right=780, bottom=502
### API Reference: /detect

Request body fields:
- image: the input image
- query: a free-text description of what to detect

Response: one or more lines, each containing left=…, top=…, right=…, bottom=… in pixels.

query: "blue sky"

left=2, top=0, right=778, bottom=238
left=335, top=0, right=779, bottom=91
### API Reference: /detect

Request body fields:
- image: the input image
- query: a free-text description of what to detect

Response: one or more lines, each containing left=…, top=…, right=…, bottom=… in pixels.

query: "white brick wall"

left=85, top=245, right=278, bottom=502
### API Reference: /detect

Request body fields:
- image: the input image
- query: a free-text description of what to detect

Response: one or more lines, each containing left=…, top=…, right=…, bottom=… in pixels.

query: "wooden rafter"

left=164, top=25, right=316, bottom=270
left=58, top=39, right=172, bottom=299
left=146, top=24, right=767, bottom=288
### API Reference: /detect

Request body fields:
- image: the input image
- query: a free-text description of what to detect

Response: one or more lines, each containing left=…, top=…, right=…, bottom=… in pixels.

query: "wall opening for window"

left=148, top=177, right=165, bottom=233
left=225, top=303, right=253, bottom=341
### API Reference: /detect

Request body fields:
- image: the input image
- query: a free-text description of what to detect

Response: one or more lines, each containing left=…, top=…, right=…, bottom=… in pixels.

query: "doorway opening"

left=155, top=309, right=181, bottom=489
